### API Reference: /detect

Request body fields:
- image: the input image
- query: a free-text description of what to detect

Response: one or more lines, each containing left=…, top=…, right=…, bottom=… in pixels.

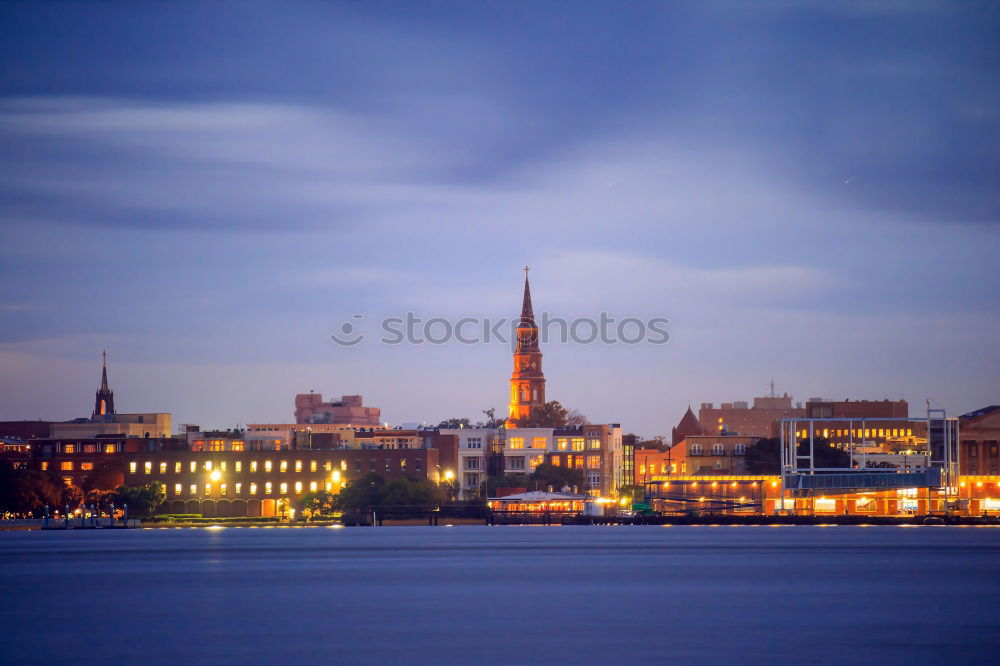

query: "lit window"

left=174, top=461, right=181, bottom=473
left=571, top=438, right=585, bottom=451
left=325, top=481, right=332, bottom=491
left=265, top=482, right=272, bottom=495
left=81, top=462, right=93, bottom=471
left=324, top=461, right=332, bottom=471
left=235, top=483, right=242, bottom=495
left=174, top=483, right=182, bottom=495
left=310, top=460, right=317, bottom=472
left=205, top=484, right=212, bottom=497
left=265, top=460, right=272, bottom=473
left=556, top=438, right=568, bottom=451
left=340, top=460, right=347, bottom=471
left=235, top=461, right=242, bottom=473
left=529, top=455, right=544, bottom=470
left=280, top=482, right=288, bottom=495
left=190, top=461, right=197, bottom=473
left=586, top=455, right=600, bottom=469
left=251, top=461, right=258, bottom=473
left=532, top=437, right=547, bottom=449
left=129, top=461, right=137, bottom=474
left=60, top=461, right=73, bottom=471
left=144, top=461, right=152, bottom=474
left=550, top=457, right=560, bottom=467
left=189, top=484, right=197, bottom=495
left=63, top=476, right=73, bottom=486
left=280, top=460, right=288, bottom=472
left=205, top=461, right=213, bottom=471
left=41, top=462, right=49, bottom=471
left=64, top=443, right=75, bottom=453
left=159, top=462, right=167, bottom=474
left=309, top=481, right=317, bottom=492
left=587, top=439, right=600, bottom=450
left=295, top=460, right=302, bottom=472
left=508, top=438, right=524, bottom=449
left=250, top=483, right=258, bottom=495
left=231, top=442, right=244, bottom=452
left=220, top=461, right=227, bottom=472
left=220, top=483, right=227, bottom=496
left=104, top=443, right=116, bottom=453
left=295, top=481, right=303, bottom=494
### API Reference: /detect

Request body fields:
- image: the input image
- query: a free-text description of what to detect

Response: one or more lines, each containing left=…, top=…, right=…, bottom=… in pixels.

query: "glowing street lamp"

left=209, top=469, right=222, bottom=483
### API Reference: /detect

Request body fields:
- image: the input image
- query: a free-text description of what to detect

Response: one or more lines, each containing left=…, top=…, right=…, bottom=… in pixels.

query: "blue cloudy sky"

left=0, top=1, right=997, bottom=436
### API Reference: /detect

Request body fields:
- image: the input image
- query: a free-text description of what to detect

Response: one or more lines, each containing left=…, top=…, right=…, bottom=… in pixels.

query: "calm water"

left=1, top=525, right=998, bottom=665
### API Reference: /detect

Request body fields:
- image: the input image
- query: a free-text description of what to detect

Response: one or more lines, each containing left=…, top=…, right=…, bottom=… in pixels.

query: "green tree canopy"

left=0, top=462, right=64, bottom=516
left=437, top=417, right=471, bottom=429
left=113, top=482, right=166, bottom=518
left=298, top=491, right=337, bottom=521
left=531, top=463, right=585, bottom=492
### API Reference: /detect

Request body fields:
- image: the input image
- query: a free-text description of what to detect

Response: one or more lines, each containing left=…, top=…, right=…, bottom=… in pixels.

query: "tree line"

left=0, top=460, right=165, bottom=519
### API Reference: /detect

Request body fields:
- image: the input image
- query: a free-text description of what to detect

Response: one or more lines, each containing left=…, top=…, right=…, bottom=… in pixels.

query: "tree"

left=618, top=484, right=646, bottom=504
left=0, top=462, right=64, bottom=517
left=437, top=417, right=471, bottom=429
left=531, top=463, right=585, bottom=492
left=334, top=473, right=386, bottom=512
left=113, top=482, right=166, bottom=518
left=60, top=485, right=84, bottom=511
left=745, top=438, right=852, bottom=474
left=566, top=409, right=588, bottom=427
left=527, top=401, right=568, bottom=427
left=298, top=491, right=337, bottom=521
left=479, top=408, right=506, bottom=429
left=484, top=474, right=533, bottom=496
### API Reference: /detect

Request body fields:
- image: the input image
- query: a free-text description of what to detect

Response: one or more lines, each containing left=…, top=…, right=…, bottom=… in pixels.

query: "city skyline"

left=1, top=2, right=998, bottom=435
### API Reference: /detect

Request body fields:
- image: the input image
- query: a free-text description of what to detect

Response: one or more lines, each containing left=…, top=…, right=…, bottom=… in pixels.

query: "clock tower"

left=507, top=267, right=545, bottom=427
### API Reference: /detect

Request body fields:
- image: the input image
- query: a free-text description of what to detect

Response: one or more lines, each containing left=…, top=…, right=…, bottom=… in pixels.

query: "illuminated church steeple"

left=92, top=350, right=116, bottom=420
left=507, top=267, right=545, bottom=427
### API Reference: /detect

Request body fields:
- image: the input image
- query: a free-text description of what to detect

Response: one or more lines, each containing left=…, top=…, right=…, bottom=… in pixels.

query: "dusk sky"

left=1, top=1, right=997, bottom=436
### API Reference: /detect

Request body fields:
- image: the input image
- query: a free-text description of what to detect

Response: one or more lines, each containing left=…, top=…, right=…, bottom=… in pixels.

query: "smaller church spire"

left=100, top=350, right=110, bottom=392
left=520, top=265, right=535, bottom=325
left=93, top=351, right=115, bottom=420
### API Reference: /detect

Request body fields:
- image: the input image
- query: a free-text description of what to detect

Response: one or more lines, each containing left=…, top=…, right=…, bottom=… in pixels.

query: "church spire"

left=92, top=351, right=116, bottom=420
left=520, top=265, right=535, bottom=325
left=100, top=350, right=110, bottom=392
left=507, top=267, right=545, bottom=427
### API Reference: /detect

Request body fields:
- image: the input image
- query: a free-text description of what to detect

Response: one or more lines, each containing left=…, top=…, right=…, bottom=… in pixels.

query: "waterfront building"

left=487, top=490, right=586, bottom=513
left=669, top=434, right=756, bottom=475
left=634, top=448, right=675, bottom=484
left=958, top=405, right=1000, bottom=475
left=294, top=392, right=381, bottom=425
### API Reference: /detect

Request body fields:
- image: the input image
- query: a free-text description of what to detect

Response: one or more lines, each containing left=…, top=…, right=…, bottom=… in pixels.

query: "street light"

left=209, top=469, right=221, bottom=482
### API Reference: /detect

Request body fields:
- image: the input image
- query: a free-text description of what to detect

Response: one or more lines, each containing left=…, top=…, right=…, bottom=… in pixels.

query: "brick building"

left=698, top=395, right=805, bottom=439
left=294, top=393, right=381, bottom=425
left=959, top=406, right=1000, bottom=476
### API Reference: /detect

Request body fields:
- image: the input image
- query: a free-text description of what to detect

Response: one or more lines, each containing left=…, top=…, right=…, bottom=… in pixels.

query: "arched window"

left=734, top=443, right=746, bottom=455
left=712, top=444, right=724, bottom=456
left=521, top=387, right=528, bottom=401
left=690, top=443, right=703, bottom=456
